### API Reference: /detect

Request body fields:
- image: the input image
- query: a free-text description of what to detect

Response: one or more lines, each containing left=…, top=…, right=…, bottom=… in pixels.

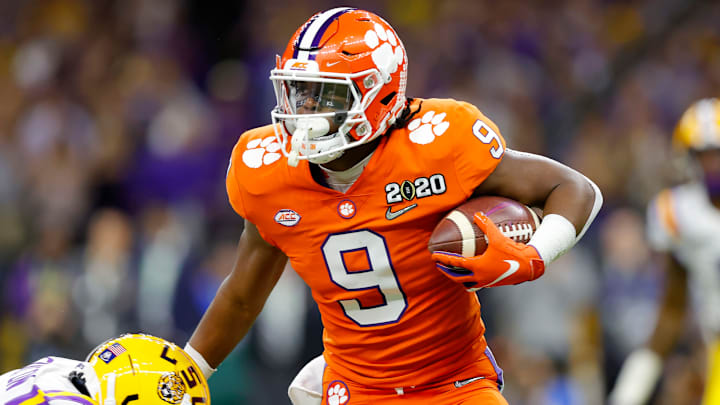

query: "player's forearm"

left=647, top=305, right=686, bottom=357
left=647, top=255, right=688, bottom=356
left=609, top=257, right=687, bottom=405
left=528, top=171, right=602, bottom=264
left=188, top=230, right=287, bottom=372
left=540, top=172, right=599, bottom=235
left=188, top=278, right=263, bottom=368
left=473, top=150, right=602, bottom=262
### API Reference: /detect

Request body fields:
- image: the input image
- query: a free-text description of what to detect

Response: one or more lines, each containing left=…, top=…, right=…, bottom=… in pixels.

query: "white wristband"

left=609, top=348, right=662, bottom=405
left=527, top=213, right=576, bottom=265
left=184, top=343, right=217, bottom=379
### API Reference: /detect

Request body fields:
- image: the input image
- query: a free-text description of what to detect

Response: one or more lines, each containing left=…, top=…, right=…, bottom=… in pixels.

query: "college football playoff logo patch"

left=384, top=174, right=446, bottom=220
left=385, top=174, right=446, bottom=204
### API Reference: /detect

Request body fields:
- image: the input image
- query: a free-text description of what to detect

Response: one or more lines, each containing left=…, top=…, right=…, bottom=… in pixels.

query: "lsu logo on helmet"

left=157, top=372, right=187, bottom=403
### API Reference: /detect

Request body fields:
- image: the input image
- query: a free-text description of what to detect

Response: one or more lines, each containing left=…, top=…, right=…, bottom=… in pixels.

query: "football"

left=428, top=196, right=541, bottom=256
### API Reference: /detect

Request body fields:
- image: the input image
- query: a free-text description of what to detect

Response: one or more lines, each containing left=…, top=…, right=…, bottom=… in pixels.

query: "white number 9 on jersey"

left=472, top=120, right=504, bottom=159
left=322, top=230, right=407, bottom=327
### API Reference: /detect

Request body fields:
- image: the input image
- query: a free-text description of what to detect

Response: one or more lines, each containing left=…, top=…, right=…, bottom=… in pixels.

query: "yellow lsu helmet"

left=86, top=334, right=211, bottom=405
left=673, top=97, right=720, bottom=152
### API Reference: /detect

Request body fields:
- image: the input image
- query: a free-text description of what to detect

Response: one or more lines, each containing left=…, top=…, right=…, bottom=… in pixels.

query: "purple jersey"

left=0, top=357, right=100, bottom=404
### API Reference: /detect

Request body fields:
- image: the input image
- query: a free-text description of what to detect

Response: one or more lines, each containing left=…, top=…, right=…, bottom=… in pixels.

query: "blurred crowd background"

left=0, top=0, right=718, bottom=404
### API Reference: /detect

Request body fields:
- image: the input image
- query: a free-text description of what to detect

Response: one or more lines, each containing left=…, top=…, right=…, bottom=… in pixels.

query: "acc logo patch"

left=157, top=372, right=187, bottom=404
left=283, top=59, right=320, bottom=72
left=275, top=209, right=301, bottom=227
left=327, top=380, right=349, bottom=405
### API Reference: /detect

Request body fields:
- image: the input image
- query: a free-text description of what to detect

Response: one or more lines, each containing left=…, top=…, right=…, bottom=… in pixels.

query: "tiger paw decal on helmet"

left=242, top=136, right=282, bottom=168
left=408, top=111, right=450, bottom=145
left=364, top=23, right=404, bottom=81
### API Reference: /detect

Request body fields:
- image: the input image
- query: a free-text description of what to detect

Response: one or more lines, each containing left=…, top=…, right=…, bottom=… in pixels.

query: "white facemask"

left=288, top=117, right=346, bottom=166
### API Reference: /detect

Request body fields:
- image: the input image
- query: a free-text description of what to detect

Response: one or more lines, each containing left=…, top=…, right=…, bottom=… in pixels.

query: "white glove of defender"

left=608, top=348, right=663, bottom=405
left=288, top=354, right=326, bottom=405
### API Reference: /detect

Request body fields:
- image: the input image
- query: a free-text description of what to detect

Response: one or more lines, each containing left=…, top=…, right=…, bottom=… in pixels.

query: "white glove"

left=608, top=348, right=663, bottom=405
left=288, top=354, right=326, bottom=405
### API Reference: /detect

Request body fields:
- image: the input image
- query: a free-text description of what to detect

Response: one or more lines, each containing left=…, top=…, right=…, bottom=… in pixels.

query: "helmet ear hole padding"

left=363, top=74, right=377, bottom=89
left=356, top=123, right=370, bottom=136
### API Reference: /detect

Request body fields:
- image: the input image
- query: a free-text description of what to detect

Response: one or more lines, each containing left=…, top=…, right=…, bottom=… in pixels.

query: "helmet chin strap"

left=288, top=117, right=340, bottom=167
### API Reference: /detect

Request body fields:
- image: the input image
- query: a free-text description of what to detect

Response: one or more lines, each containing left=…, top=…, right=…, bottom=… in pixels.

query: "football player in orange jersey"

left=185, top=7, right=603, bottom=405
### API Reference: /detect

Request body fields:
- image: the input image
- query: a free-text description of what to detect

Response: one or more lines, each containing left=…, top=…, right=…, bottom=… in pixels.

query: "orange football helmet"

left=270, top=8, right=408, bottom=166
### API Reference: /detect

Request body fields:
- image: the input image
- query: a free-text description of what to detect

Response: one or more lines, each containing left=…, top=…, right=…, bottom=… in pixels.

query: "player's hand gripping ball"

left=429, top=196, right=545, bottom=291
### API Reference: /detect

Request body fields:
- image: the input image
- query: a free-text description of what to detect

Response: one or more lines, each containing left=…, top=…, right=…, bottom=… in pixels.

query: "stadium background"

left=0, top=0, right=718, bottom=403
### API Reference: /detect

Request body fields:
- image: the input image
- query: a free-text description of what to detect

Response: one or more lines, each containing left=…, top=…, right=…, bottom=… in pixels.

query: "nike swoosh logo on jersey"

left=485, top=260, right=520, bottom=287
left=454, top=376, right=485, bottom=388
left=385, top=203, right=418, bottom=220
left=326, top=61, right=341, bottom=67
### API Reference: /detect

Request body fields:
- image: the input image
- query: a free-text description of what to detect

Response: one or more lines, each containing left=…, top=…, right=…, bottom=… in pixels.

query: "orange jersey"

left=226, top=98, right=506, bottom=388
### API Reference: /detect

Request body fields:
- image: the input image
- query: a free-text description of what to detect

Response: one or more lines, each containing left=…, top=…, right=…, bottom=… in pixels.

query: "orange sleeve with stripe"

left=226, top=140, right=248, bottom=219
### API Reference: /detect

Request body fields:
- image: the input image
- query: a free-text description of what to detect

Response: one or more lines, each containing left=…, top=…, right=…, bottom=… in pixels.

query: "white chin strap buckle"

left=288, top=117, right=330, bottom=167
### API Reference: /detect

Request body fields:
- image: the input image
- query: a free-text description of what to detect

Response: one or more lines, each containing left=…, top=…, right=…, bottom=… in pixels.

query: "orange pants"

left=321, top=348, right=508, bottom=405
